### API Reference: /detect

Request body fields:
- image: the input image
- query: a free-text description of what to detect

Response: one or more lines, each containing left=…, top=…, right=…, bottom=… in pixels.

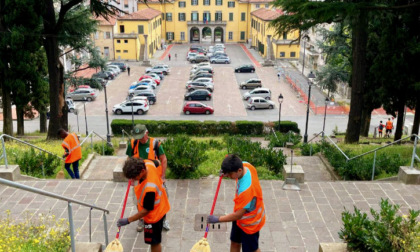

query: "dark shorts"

left=144, top=215, right=165, bottom=245
left=230, top=221, right=259, bottom=252
left=386, top=129, right=392, bottom=133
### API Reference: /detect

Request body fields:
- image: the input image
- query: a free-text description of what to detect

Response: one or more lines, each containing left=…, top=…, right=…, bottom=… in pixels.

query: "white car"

left=243, top=88, right=272, bottom=100
left=192, top=62, right=211, bottom=68
left=129, top=96, right=149, bottom=105
left=215, top=43, right=225, bottom=49
left=113, top=100, right=149, bottom=115
left=106, top=64, right=121, bottom=74
left=208, top=46, right=214, bottom=53
left=190, top=66, right=214, bottom=75
left=146, top=65, right=170, bottom=75
left=134, top=79, right=157, bottom=89
left=186, top=77, right=213, bottom=87
left=129, top=85, right=154, bottom=95
left=146, top=73, right=161, bottom=81
left=187, top=52, right=197, bottom=61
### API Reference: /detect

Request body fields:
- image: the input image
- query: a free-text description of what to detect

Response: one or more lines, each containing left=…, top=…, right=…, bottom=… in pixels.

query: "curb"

left=79, top=153, right=96, bottom=178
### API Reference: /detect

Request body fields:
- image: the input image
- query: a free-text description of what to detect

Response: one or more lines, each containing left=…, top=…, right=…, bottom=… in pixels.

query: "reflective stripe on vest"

left=240, top=209, right=265, bottom=227
left=240, top=207, right=262, bottom=220
left=137, top=182, right=163, bottom=207
left=131, top=137, right=158, bottom=160
left=68, top=133, right=81, bottom=153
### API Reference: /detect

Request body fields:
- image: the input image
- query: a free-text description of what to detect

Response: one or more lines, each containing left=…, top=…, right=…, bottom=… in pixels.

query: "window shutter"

left=191, top=13, right=193, bottom=21
left=178, top=13, right=181, bottom=21
left=191, top=0, right=193, bottom=5
left=197, top=13, right=199, bottom=21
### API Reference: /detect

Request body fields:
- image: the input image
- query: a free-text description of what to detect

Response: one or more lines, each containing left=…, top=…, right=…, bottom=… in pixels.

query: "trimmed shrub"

left=267, top=131, right=302, bottom=148
left=13, top=149, right=62, bottom=177
left=234, top=121, right=264, bottom=135
left=300, top=143, right=322, bottom=156
left=93, top=142, right=115, bottom=155
left=271, top=121, right=300, bottom=133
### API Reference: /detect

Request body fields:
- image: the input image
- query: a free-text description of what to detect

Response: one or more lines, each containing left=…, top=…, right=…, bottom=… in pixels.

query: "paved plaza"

left=1, top=178, right=419, bottom=252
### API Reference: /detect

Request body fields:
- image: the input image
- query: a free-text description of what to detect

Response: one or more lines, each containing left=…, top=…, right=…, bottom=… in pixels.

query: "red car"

left=183, top=101, right=214, bottom=115
left=138, top=75, right=160, bottom=85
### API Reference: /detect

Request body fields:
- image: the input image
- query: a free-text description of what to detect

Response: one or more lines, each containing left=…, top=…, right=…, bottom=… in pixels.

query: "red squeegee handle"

left=116, top=179, right=132, bottom=239
left=204, top=175, right=223, bottom=239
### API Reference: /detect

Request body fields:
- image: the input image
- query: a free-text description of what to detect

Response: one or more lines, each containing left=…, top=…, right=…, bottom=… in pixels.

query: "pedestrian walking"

left=58, top=129, right=82, bottom=179
left=207, top=154, right=265, bottom=252
left=175, top=53, right=177, bottom=60
left=117, top=157, right=170, bottom=252
left=385, top=118, right=394, bottom=138
left=277, top=72, right=281, bottom=80
left=378, top=121, right=384, bottom=138
left=168, top=53, right=171, bottom=61
left=127, top=66, right=131, bottom=76
left=126, top=124, right=170, bottom=232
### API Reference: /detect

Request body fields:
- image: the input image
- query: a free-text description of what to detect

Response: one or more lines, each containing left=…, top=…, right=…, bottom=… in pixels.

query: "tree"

left=31, top=49, right=50, bottom=133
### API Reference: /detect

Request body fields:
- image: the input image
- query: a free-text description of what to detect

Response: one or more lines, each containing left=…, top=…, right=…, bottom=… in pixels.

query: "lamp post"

left=74, top=109, right=79, bottom=133
left=322, top=97, right=329, bottom=138
left=83, top=97, right=88, bottom=136
left=301, top=35, right=309, bottom=75
left=303, top=71, right=315, bottom=143
left=102, top=83, right=112, bottom=145
left=278, top=94, right=284, bottom=132
left=129, top=93, right=134, bottom=132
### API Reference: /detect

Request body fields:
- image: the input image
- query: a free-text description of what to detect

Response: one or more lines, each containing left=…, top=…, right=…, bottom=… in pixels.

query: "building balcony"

left=306, top=49, right=320, bottom=57
left=113, top=32, right=138, bottom=39
left=187, top=21, right=227, bottom=26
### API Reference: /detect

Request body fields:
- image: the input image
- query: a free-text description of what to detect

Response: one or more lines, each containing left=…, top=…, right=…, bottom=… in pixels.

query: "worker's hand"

left=207, top=215, right=219, bottom=223
left=162, top=176, right=166, bottom=183
left=117, top=218, right=130, bottom=227
left=62, top=154, right=68, bottom=159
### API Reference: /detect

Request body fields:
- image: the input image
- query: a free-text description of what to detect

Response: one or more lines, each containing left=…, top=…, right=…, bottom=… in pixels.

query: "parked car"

left=109, top=62, right=128, bottom=71
left=183, top=102, right=214, bottom=115
left=134, top=79, right=157, bottom=89
left=189, top=55, right=209, bottom=63
left=189, top=73, right=213, bottom=81
left=146, top=65, right=170, bottom=75
left=129, top=96, right=149, bottom=106
left=208, top=46, right=214, bottom=53
left=190, top=45, right=202, bottom=51
left=235, top=65, right=255, bottom=73
left=86, top=77, right=107, bottom=87
left=190, top=65, right=213, bottom=74
left=133, top=91, right=157, bottom=105
left=187, top=52, right=197, bottom=61
left=105, top=67, right=119, bottom=76
left=105, top=70, right=116, bottom=79
left=66, top=99, right=75, bottom=113
left=210, top=56, right=231, bottom=64
left=146, top=73, right=162, bottom=81
left=184, top=89, right=212, bottom=101
left=243, top=88, right=271, bottom=100
left=186, top=77, right=213, bottom=86
left=246, top=97, right=275, bottom=110
left=92, top=71, right=113, bottom=80
left=113, top=100, right=149, bottom=115
left=130, top=81, right=156, bottom=90
left=128, top=85, right=154, bottom=95
left=193, top=62, right=211, bottom=68
left=186, top=82, right=214, bottom=92
left=66, top=88, right=98, bottom=101
left=139, top=75, right=160, bottom=85
left=215, top=43, right=225, bottom=49
left=240, top=78, right=262, bottom=89
left=106, top=65, right=121, bottom=74
left=190, top=66, right=213, bottom=75
left=211, top=52, right=228, bottom=58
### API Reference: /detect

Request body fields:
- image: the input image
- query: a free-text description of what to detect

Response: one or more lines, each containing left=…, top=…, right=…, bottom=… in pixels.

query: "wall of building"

left=93, top=26, right=115, bottom=60
left=114, top=37, right=138, bottom=60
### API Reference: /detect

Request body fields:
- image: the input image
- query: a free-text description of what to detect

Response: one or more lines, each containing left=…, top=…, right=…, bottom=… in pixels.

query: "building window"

left=203, top=0, right=210, bottom=5
left=229, top=13, right=233, bottom=21
left=203, top=12, right=210, bottom=22
left=283, top=32, right=287, bottom=40
left=240, top=31, right=245, bottom=40
left=216, top=0, right=222, bottom=5
left=215, top=12, right=222, bottom=21
left=191, top=0, right=198, bottom=5
left=120, top=25, right=125, bottom=33
left=280, top=52, right=285, bottom=57
left=95, top=32, right=99, bottom=39
left=256, top=4, right=260, bottom=8
left=162, top=13, right=165, bottom=20
left=181, top=32, right=185, bottom=40
left=265, top=3, right=269, bottom=8
left=179, top=13, right=186, bottom=21
left=116, top=50, right=121, bottom=53
left=123, top=50, right=128, bottom=53
left=166, top=32, right=174, bottom=40
left=228, top=1, right=235, bottom=7
left=191, top=12, right=199, bottom=21
left=166, top=13, right=172, bottom=21
left=290, top=52, right=296, bottom=57
left=241, top=12, right=246, bottom=21
left=124, top=4, right=128, bottom=8
left=228, top=32, right=233, bottom=40
left=117, top=40, right=121, bottom=43
left=179, top=1, right=186, bottom=7
left=124, top=40, right=128, bottom=43
left=138, top=25, right=144, bottom=34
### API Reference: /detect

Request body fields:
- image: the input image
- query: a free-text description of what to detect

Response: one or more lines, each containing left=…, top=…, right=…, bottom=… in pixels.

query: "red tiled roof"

left=95, top=15, right=117, bottom=26
left=118, top=8, right=161, bottom=20
left=251, top=8, right=283, bottom=21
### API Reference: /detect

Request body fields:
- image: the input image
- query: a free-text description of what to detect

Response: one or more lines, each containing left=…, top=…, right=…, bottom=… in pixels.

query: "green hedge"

left=111, top=119, right=299, bottom=136
left=272, top=121, right=300, bottom=133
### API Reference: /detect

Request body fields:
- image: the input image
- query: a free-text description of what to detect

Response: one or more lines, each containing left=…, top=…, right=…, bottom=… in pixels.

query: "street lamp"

left=303, top=71, right=315, bottom=143
left=102, top=82, right=112, bottom=145
left=278, top=94, right=284, bottom=132
left=322, top=97, right=330, bottom=138
left=129, top=93, right=135, bottom=132
left=301, top=35, right=309, bottom=75
left=74, top=109, right=79, bottom=133
left=83, top=97, right=88, bottom=136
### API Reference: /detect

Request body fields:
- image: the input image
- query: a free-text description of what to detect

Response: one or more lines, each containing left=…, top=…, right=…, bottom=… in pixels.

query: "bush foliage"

left=266, top=131, right=302, bottom=148
left=13, top=149, right=62, bottom=177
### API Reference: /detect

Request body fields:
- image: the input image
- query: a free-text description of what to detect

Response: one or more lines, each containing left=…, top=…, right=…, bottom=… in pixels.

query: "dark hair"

left=123, top=158, right=146, bottom=179
left=221, top=154, right=243, bottom=173
left=57, top=128, right=66, bottom=135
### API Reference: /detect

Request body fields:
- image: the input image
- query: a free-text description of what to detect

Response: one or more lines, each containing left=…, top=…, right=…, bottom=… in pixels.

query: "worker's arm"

left=127, top=208, right=150, bottom=223
left=159, top=154, right=167, bottom=182
left=216, top=208, right=247, bottom=222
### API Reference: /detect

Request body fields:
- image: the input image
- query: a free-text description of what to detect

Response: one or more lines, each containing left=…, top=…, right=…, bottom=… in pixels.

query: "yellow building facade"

left=93, top=16, right=117, bottom=60
left=251, top=8, right=300, bottom=59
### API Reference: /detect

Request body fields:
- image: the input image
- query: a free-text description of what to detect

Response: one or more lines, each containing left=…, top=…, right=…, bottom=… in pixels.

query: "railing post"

left=411, top=136, right=418, bottom=169
left=40, top=151, right=45, bottom=178
left=103, top=212, right=109, bottom=246
left=102, top=141, right=105, bottom=156
left=310, top=144, right=313, bottom=156
left=68, top=202, right=76, bottom=252
left=1, top=137, right=8, bottom=168
left=90, top=134, right=93, bottom=153
left=89, top=207, right=92, bottom=242
left=371, top=151, right=377, bottom=181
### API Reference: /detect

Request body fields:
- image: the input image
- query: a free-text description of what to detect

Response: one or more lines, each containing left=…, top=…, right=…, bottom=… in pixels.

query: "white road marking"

left=227, top=104, right=232, bottom=114
left=166, top=96, right=171, bottom=104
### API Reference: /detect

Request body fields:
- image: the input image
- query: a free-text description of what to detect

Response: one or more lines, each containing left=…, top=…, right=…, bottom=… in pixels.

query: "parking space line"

left=239, top=44, right=262, bottom=68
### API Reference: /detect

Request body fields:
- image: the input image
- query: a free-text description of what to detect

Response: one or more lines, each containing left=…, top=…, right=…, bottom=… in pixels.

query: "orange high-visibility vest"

left=234, top=162, right=265, bottom=234
left=130, top=137, right=163, bottom=177
left=386, top=121, right=393, bottom=130
left=61, top=133, right=82, bottom=164
left=134, top=161, right=170, bottom=223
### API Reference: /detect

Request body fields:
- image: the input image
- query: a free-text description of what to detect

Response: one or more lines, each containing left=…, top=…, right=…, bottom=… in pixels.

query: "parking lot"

left=72, top=44, right=307, bottom=122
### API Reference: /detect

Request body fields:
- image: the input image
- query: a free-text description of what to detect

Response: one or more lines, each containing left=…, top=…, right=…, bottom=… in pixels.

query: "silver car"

left=186, top=82, right=214, bottom=92
left=210, top=56, right=231, bottom=64
left=246, top=97, right=275, bottom=110
left=66, top=88, right=98, bottom=101
left=243, top=88, right=271, bottom=100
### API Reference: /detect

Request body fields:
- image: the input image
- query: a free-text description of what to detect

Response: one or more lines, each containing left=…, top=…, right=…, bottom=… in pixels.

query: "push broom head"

left=105, top=238, right=124, bottom=252
left=190, top=237, right=210, bottom=252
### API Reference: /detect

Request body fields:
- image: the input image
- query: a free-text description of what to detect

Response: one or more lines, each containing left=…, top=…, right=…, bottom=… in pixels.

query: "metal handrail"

left=0, top=177, right=109, bottom=252
left=121, top=129, right=132, bottom=143
left=307, top=131, right=324, bottom=144
left=79, top=131, right=109, bottom=156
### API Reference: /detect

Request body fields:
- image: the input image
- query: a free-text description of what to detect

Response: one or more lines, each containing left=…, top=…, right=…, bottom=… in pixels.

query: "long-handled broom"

left=190, top=175, right=223, bottom=252
left=105, top=179, right=132, bottom=252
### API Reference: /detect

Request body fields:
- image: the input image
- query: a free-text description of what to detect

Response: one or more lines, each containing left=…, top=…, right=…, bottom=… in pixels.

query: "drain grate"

left=194, top=214, right=227, bottom=232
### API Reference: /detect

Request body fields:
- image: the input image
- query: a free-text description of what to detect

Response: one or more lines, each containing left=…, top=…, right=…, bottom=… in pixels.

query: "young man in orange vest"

left=208, top=154, right=265, bottom=252
left=58, top=129, right=82, bottom=179
left=126, top=124, right=170, bottom=231
left=386, top=118, right=394, bottom=138
left=117, top=158, right=170, bottom=252
left=378, top=121, right=384, bottom=138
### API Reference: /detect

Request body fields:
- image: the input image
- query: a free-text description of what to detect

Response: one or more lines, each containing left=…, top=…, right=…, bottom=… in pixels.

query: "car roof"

left=186, top=101, right=206, bottom=105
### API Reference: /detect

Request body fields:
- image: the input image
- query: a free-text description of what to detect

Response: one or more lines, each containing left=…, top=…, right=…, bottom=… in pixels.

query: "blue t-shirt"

left=236, top=163, right=257, bottom=211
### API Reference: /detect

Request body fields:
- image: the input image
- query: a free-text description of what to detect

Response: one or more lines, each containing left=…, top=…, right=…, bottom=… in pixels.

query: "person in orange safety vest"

left=117, top=157, right=170, bottom=252
left=208, top=154, right=265, bottom=252
left=58, top=129, right=82, bottom=179
left=386, top=118, right=394, bottom=138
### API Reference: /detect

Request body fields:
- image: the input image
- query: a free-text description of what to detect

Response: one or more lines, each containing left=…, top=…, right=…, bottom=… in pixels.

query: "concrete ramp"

left=286, top=156, right=334, bottom=182
left=82, top=156, right=126, bottom=181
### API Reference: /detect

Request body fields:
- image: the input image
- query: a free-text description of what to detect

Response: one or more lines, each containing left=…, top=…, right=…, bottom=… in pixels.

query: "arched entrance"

left=214, top=27, right=224, bottom=43
left=202, top=27, right=212, bottom=42
left=190, top=27, right=200, bottom=42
